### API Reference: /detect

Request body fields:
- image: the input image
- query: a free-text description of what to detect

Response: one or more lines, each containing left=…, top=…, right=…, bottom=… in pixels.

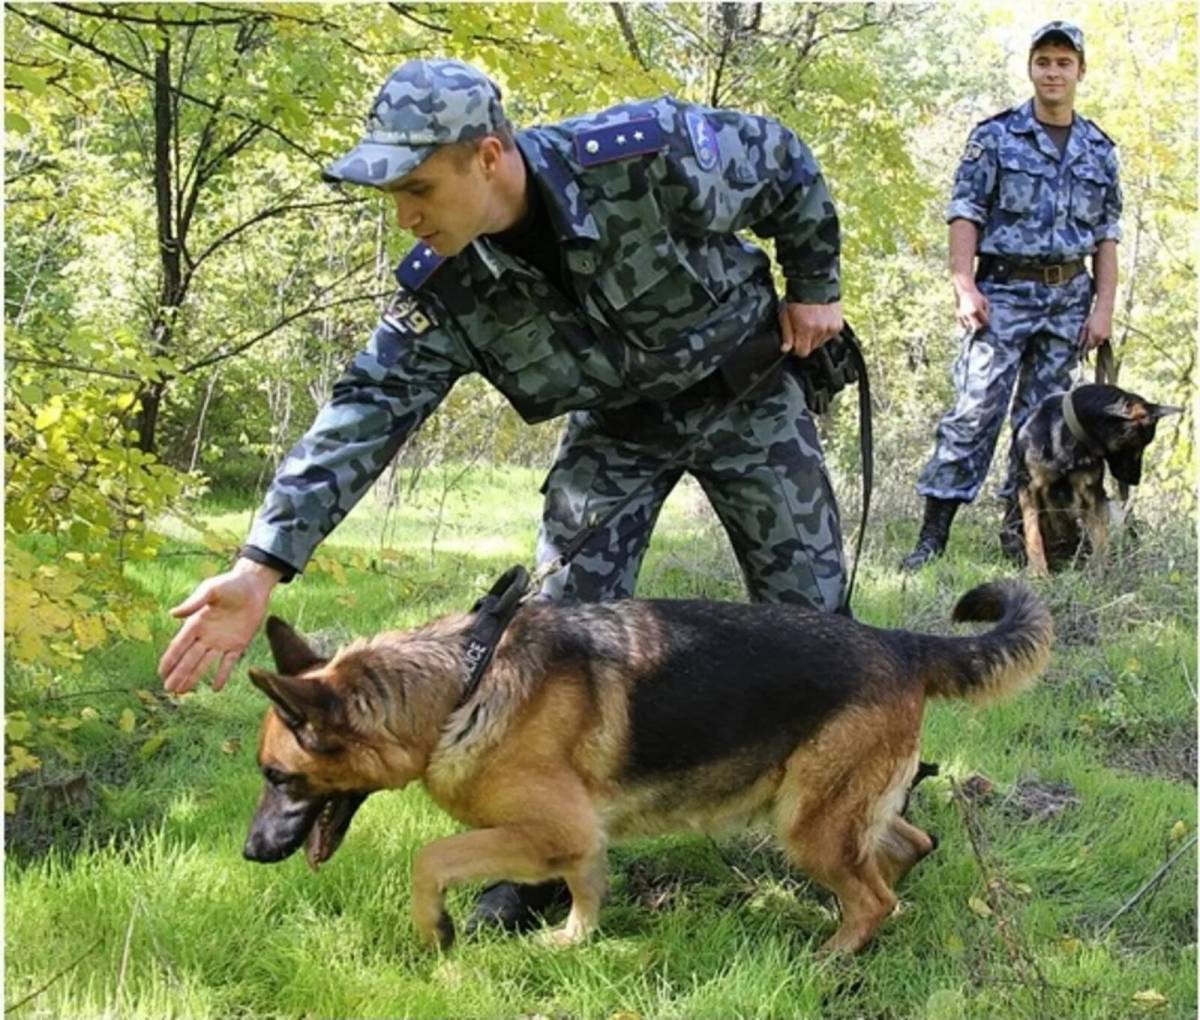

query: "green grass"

left=6, top=469, right=1197, bottom=1019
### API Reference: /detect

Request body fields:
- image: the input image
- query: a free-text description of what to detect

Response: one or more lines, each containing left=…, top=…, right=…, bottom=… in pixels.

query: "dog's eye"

left=263, top=767, right=290, bottom=786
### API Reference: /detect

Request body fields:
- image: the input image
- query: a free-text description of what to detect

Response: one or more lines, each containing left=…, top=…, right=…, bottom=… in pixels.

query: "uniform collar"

left=515, top=129, right=600, bottom=242
left=1010, top=98, right=1080, bottom=163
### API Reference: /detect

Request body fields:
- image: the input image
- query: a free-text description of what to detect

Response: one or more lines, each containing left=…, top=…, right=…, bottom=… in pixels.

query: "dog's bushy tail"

left=915, top=581, right=1053, bottom=705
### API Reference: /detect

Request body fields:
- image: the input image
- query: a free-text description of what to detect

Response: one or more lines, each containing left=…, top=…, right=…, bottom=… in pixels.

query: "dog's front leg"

left=1080, top=486, right=1110, bottom=560
left=1018, top=487, right=1049, bottom=577
left=410, top=823, right=605, bottom=950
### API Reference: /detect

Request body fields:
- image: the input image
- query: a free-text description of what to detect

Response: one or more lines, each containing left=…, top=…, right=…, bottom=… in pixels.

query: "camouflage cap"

left=1030, top=21, right=1085, bottom=55
left=322, top=58, right=507, bottom=187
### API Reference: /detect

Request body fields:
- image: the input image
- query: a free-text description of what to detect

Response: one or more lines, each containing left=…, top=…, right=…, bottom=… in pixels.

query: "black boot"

left=900, top=497, right=961, bottom=572
left=999, top=496, right=1026, bottom=564
left=464, top=880, right=571, bottom=936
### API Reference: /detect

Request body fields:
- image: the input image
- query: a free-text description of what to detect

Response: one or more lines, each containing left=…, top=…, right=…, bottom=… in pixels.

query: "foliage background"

left=4, top=2, right=1196, bottom=1015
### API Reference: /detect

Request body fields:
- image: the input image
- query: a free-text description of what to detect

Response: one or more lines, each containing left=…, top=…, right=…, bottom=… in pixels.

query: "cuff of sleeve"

left=1095, top=227, right=1122, bottom=243
left=784, top=276, right=841, bottom=304
left=237, top=544, right=298, bottom=583
left=945, top=202, right=986, bottom=225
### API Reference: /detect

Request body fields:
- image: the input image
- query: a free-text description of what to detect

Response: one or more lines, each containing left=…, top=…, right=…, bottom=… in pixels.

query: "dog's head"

left=1071, top=384, right=1182, bottom=486
left=243, top=617, right=439, bottom=870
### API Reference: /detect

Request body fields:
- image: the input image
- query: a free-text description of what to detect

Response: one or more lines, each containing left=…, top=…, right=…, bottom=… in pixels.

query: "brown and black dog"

left=242, top=581, right=1052, bottom=954
left=1013, top=383, right=1181, bottom=575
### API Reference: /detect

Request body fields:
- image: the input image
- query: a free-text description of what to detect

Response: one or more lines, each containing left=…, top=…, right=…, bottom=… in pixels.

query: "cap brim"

left=321, top=141, right=436, bottom=187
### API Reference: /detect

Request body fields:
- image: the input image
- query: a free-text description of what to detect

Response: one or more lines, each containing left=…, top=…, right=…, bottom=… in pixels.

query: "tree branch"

left=12, top=7, right=327, bottom=168
left=608, top=4, right=648, bottom=71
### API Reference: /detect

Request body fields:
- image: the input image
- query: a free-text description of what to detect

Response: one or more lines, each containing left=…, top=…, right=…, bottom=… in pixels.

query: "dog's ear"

left=1146, top=402, right=1183, bottom=421
left=248, top=667, right=346, bottom=751
left=264, top=616, right=326, bottom=676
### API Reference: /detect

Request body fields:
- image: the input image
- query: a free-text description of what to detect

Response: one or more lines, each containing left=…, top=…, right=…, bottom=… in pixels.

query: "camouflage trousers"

left=535, top=367, right=846, bottom=611
left=917, top=271, right=1092, bottom=503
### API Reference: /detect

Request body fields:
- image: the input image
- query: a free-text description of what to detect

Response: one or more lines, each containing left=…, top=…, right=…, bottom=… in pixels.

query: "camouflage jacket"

left=946, top=99, right=1122, bottom=261
left=246, top=95, right=841, bottom=575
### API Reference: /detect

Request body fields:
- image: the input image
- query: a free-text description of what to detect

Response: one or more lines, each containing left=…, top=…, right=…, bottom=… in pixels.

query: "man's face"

left=382, top=143, right=493, bottom=257
left=1028, top=44, right=1085, bottom=108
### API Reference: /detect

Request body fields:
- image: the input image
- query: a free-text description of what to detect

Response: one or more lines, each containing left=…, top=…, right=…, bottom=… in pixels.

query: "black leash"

left=459, top=325, right=874, bottom=703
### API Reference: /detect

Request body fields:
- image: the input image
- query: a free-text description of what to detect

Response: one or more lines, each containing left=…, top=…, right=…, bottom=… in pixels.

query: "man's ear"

left=248, top=667, right=345, bottom=744
left=264, top=617, right=326, bottom=675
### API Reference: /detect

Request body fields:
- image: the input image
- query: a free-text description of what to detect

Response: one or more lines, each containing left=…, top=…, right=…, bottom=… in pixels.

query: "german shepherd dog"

left=1013, top=383, right=1181, bottom=575
left=243, top=581, right=1052, bottom=954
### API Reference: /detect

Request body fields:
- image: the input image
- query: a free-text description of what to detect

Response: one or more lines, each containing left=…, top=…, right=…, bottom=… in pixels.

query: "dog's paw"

left=536, top=925, right=587, bottom=949
left=417, top=910, right=456, bottom=951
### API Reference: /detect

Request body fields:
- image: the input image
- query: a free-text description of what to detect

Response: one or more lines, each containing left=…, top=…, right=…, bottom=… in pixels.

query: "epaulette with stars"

left=573, top=117, right=665, bottom=167
left=395, top=242, right=445, bottom=291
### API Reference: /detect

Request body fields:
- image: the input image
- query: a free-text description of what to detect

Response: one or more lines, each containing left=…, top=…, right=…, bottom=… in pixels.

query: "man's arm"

left=1082, top=239, right=1118, bottom=350
left=159, top=304, right=471, bottom=693
left=944, top=123, right=999, bottom=333
left=949, top=218, right=990, bottom=332
left=658, top=100, right=842, bottom=356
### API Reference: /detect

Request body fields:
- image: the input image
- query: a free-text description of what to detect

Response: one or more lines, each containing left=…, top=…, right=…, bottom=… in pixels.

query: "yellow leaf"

left=5, top=791, right=16, bottom=814
left=6, top=745, right=41, bottom=775
left=1059, top=936, right=1082, bottom=954
left=34, top=399, right=63, bottom=430
left=221, top=738, right=242, bottom=755
left=967, top=896, right=993, bottom=917
left=80, top=707, right=100, bottom=721
left=1170, top=820, right=1188, bottom=842
left=118, top=709, right=136, bottom=733
left=135, top=690, right=158, bottom=707
left=139, top=734, right=168, bottom=759
left=14, top=627, right=45, bottom=662
left=126, top=619, right=152, bottom=642
left=1132, top=989, right=1168, bottom=1009
left=72, top=615, right=107, bottom=652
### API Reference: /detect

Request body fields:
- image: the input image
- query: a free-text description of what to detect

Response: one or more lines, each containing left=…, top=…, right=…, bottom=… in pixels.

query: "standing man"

left=902, top=21, right=1122, bottom=570
left=160, top=59, right=847, bottom=926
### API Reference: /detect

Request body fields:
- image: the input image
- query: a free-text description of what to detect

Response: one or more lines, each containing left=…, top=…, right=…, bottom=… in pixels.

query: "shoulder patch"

left=685, top=109, right=720, bottom=171
left=574, top=117, right=664, bottom=167
left=395, top=242, right=446, bottom=291
left=382, top=284, right=437, bottom=336
left=962, top=141, right=985, bottom=162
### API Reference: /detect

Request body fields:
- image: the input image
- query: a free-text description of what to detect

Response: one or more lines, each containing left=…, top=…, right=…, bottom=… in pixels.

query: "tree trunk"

left=137, top=35, right=184, bottom=454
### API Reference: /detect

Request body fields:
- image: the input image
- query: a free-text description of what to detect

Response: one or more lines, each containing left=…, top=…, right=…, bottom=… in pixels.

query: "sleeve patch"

left=685, top=110, right=720, bottom=171
left=962, top=141, right=984, bottom=163
left=574, top=118, right=664, bottom=166
left=382, top=287, right=437, bottom=336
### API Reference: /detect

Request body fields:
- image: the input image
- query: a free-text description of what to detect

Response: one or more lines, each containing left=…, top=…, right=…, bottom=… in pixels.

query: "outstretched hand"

left=158, top=560, right=281, bottom=694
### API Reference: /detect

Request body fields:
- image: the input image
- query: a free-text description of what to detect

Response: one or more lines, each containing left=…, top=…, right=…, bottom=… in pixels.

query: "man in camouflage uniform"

left=902, top=21, right=1122, bottom=570
left=160, top=59, right=846, bottom=927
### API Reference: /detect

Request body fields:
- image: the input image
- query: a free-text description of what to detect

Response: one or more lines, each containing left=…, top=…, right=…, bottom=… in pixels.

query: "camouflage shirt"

left=247, top=95, right=841, bottom=575
left=946, top=99, right=1122, bottom=260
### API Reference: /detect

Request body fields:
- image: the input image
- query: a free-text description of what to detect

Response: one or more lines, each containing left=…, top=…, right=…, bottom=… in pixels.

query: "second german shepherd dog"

left=1014, top=383, right=1181, bottom=575
left=243, top=581, right=1051, bottom=954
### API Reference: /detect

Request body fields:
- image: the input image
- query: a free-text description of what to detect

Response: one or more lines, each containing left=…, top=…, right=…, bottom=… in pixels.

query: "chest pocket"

left=1070, top=162, right=1108, bottom=225
left=996, top=149, right=1055, bottom=215
left=593, top=229, right=721, bottom=351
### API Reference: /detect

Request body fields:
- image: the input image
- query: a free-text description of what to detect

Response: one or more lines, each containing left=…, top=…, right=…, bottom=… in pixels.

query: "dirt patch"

left=1106, top=725, right=1198, bottom=785
left=1005, top=777, right=1082, bottom=822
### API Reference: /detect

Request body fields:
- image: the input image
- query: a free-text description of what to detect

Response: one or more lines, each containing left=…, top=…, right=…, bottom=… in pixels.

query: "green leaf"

left=5, top=110, right=31, bottom=134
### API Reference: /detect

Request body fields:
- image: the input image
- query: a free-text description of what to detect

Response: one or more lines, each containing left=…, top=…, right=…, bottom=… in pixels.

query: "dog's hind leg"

left=773, top=709, right=917, bottom=954
left=874, top=815, right=937, bottom=888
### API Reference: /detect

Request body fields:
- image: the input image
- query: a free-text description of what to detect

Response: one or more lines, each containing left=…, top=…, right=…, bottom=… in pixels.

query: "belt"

left=976, top=256, right=1087, bottom=286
